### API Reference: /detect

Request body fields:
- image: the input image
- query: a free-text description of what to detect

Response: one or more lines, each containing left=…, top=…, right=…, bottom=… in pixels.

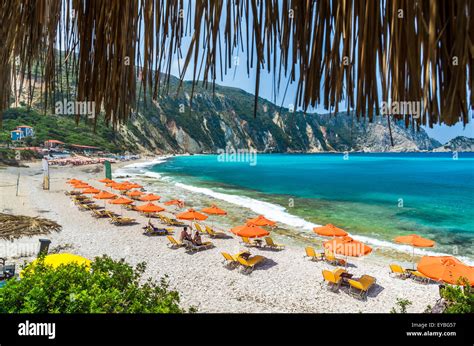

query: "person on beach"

left=192, top=231, right=203, bottom=246
left=179, top=226, right=192, bottom=242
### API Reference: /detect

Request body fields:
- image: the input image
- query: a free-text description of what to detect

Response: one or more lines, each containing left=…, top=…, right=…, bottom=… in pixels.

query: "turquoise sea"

left=150, top=153, right=474, bottom=260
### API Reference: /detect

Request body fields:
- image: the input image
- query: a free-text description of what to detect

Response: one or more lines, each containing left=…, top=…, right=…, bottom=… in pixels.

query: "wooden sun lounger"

left=184, top=241, right=214, bottom=253
left=143, top=224, right=173, bottom=236
left=91, top=209, right=117, bottom=218
left=106, top=213, right=136, bottom=226
left=410, top=270, right=430, bottom=284
left=65, top=191, right=81, bottom=196
left=205, top=225, right=227, bottom=238
left=305, top=247, right=324, bottom=261
left=348, top=275, right=377, bottom=299
left=194, top=223, right=206, bottom=233
left=325, top=252, right=347, bottom=266
left=389, top=264, right=410, bottom=279
left=241, top=236, right=258, bottom=247
left=236, top=255, right=265, bottom=274
left=221, top=252, right=239, bottom=268
left=264, top=237, right=285, bottom=250
left=159, top=215, right=185, bottom=227
left=167, top=236, right=184, bottom=249
left=71, top=195, right=88, bottom=200
left=322, top=268, right=347, bottom=291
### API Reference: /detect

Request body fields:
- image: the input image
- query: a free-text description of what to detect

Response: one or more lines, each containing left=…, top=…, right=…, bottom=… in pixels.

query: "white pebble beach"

left=0, top=159, right=440, bottom=313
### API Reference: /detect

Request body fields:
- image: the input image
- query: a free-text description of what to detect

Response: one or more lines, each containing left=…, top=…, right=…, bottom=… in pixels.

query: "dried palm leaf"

left=0, top=213, right=62, bottom=241
left=0, top=0, right=472, bottom=130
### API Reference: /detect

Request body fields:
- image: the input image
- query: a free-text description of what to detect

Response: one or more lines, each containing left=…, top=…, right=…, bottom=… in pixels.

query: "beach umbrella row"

left=68, top=180, right=474, bottom=288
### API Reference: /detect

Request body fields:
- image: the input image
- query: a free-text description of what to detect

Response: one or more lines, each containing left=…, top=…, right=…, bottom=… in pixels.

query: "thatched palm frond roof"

left=0, top=0, right=472, bottom=129
left=0, top=213, right=62, bottom=241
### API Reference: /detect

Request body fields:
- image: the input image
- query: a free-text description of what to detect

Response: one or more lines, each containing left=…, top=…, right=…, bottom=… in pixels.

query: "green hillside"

left=0, top=107, right=133, bottom=153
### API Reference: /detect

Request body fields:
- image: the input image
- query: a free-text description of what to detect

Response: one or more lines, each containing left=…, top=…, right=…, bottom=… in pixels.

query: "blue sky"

left=169, top=44, right=473, bottom=144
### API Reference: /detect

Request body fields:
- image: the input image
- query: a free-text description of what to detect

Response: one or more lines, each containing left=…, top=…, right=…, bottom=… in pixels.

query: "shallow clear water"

left=152, top=153, right=474, bottom=259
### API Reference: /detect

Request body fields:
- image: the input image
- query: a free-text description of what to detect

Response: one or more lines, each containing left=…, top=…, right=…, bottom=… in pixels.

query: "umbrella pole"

left=412, top=246, right=415, bottom=270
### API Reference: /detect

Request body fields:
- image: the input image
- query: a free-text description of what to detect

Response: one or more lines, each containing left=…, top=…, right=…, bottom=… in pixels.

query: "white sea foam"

left=114, top=156, right=170, bottom=178
left=175, top=182, right=320, bottom=230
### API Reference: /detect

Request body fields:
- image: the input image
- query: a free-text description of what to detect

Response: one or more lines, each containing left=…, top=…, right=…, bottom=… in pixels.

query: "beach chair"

left=264, top=237, right=285, bottom=250
left=91, top=209, right=116, bottom=218
left=347, top=275, right=377, bottom=299
left=205, top=225, right=227, bottom=238
left=221, top=252, right=239, bottom=268
left=305, top=247, right=324, bottom=261
left=185, top=241, right=214, bottom=253
left=241, top=237, right=258, bottom=247
left=194, top=223, right=205, bottom=233
left=167, top=236, right=183, bottom=249
left=108, top=215, right=136, bottom=226
left=123, top=204, right=137, bottom=211
left=162, top=216, right=185, bottom=227
left=65, top=191, right=81, bottom=196
left=410, top=270, right=430, bottom=284
left=77, top=203, right=91, bottom=211
left=143, top=223, right=173, bottom=236
left=72, top=195, right=90, bottom=202
left=0, top=258, right=15, bottom=280
left=325, top=252, right=347, bottom=266
left=389, top=264, right=410, bottom=279
left=236, top=255, right=265, bottom=274
left=322, top=268, right=346, bottom=291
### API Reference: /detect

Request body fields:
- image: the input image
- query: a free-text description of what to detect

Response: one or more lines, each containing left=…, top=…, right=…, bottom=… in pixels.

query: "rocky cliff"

left=118, top=77, right=441, bottom=153
left=434, top=136, right=474, bottom=152
left=8, top=74, right=442, bottom=154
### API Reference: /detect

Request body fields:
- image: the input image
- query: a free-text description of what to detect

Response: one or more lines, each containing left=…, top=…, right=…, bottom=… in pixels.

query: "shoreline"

left=0, top=158, right=443, bottom=312
left=131, top=156, right=473, bottom=265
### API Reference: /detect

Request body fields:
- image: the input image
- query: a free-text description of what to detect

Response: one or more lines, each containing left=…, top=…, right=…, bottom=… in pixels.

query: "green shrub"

left=390, top=298, right=412, bottom=313
left=440, top=279, right=474, bottom=313
left=0, top=255, right=188, bottom=313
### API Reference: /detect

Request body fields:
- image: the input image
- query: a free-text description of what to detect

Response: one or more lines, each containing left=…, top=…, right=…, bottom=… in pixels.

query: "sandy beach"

left=0, top=159, right=440, bottom=313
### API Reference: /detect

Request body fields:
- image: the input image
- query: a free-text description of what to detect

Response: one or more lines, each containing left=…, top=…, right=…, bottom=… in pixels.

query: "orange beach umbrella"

left=135, top=202, right=165, bottom=222
left=231, top=223, right=269, bottom=238
left=323, top=236, right=372, bottom=258
left=67, top=179, right=83, bottom=185
left=247, top=215, right=276, bottom=227
left=125, top=183, right=143, bottom=189
left=313, top=224, right=348, bottom=237
left=127, top=190, right=143, bottom=198
left=98, top=178, right=114, bottom=183
left=177, top=208, right=208, bottom=221
left=109, top=197, right=134, bottom=205
left=136, top=202, right=165, bottom=214
left=139, top=193, right=161, bottom=202
left=81, top=187, right=100, bottom=194
left=94, top=191, right=117, bottom=200
left=164, top=199, right=184, bottom=206
left=394, top=234, right=435, bottom=268
left=394, top=234, right=435, bottom=248
left=202, top=204, right=227, bottom=215
left=417, top=256, right=474, bottom=286
left=112, top=184, right=133, bottom=191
